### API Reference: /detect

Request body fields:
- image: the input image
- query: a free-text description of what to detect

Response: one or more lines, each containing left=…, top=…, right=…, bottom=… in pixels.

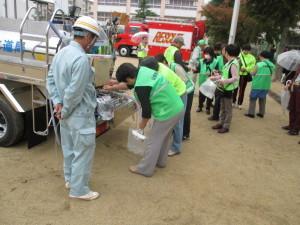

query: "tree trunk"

left=274, top=24, right=289, bottom=80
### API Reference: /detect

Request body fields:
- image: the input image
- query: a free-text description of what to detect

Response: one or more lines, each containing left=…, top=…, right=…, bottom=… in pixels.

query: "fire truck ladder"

left=20, top=7, right=66, bottom=138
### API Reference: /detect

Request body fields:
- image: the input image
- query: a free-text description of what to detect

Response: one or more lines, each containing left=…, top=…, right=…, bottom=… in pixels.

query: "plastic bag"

left=127, top=128, right=146, bottom=156
left=281, top=90, right=290, bottom=114
left=96, top=96, right=114, bottom=121
left=199, top=79, right=217, bottom=99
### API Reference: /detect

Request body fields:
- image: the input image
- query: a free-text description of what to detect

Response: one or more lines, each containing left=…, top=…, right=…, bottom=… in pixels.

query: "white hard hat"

left=73, top=16, right=100, bottom=37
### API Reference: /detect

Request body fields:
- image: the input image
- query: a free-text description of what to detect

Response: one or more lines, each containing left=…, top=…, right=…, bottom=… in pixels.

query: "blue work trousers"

left=60, top=114, right=96, bottom=196
left=171, top=94, right=187, bottom=153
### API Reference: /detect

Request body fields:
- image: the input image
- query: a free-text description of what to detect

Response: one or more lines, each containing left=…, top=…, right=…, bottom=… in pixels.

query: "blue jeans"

left=171, top=94, right=187, bottom=153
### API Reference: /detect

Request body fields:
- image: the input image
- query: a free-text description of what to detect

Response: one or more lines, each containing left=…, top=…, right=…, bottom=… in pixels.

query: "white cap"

left=73, top=16, right=100, bottom=37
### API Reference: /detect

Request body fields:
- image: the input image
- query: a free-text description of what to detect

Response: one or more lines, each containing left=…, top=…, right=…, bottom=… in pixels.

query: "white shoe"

left=232, top=103, right=237, bottom=108
left=69, top=191, right=100, bottom=201
left=238, top=105, right=242, bottom=110
left=168, top=150, right=180, bottom=157
left=65, top=182, right=70, bottom=189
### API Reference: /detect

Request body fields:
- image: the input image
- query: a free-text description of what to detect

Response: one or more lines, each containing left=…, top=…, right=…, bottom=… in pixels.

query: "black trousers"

left=198, top=91, right=212, bottom=110
left=233, top=75, right=248, bottom=105
left=212, top=89, right=222, bottom=120
left=183, top=91, right=194, bottom=137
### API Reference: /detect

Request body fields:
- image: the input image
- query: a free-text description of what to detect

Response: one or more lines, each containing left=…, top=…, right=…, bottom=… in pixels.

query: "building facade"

left=96, top=0, right=205, bottom=22
left=0, top=0, right=95, bottom=19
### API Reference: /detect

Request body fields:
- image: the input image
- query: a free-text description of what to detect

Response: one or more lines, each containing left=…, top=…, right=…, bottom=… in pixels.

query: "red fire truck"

left=114, top=18, right=205, bottom=61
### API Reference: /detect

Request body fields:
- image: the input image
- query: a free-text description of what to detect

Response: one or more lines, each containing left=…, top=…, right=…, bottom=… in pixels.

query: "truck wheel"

left=119, top=46, right=130, bottom=57
left=0, top=98, right=24, bottom=146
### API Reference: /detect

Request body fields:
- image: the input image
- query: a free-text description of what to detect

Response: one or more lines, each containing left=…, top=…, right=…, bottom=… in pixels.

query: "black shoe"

left=218, top=127, right=229, bottom=134
left=182, top=136, right=190, bottom=141
left=206, top=109, right=210, bottom=115
left=212, top=124, right=223, bottom=129
left=282, top=125, right=290, bottom=130
left=244, top=113, right=255, bottom=118
left=196, top=107, right=202, bottom=112
left=256, top=113, right=264, bottom=118
left=208, top=116, right=218, bottom=121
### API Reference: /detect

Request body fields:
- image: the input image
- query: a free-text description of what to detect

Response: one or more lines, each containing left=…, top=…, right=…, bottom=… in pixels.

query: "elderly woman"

left=282, top=66, right=300, bottom=136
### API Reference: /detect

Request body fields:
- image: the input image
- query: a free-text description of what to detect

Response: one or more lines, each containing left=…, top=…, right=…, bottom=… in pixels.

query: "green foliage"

left=135, top=0, right=157, bottom=19
left=203, top=2, right=257, bottom=45
left=203, top=0, right=300, bottom=47
left=246, top=0, right=300, bottom=43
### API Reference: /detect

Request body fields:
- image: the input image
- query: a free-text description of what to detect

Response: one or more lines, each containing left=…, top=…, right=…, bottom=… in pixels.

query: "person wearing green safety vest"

left=245, top=51, right=275, bottom=119
left=140, top=57, right=186, bottom=96
left=233, top=44, right=256, bottom=109
left=197, top=47, right=219, bottom=114
left=188, top=39, right=207, bottom=71
left=164, top=35, right=189, bottom=72
left=169, top=61, right=196, bottom=141
left=155, top=53, right=196, bottom=141
left=208, top=43, right=225, bottom=121
left=214, top=43, right=224, bottom=71
left=116, top=63, right=184, bottom=177
left=140, top=56, right=187, bottom=157
left=137, top=36, right=148, bottom=65
left=210, top=44, right=240, bottom=134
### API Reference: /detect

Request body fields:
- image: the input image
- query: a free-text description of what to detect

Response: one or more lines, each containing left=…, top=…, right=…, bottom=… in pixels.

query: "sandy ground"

left=1, top=57, right=300, bottom=225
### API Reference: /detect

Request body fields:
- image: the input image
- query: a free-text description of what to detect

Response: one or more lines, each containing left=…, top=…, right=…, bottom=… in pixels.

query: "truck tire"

left=0, top=98, right=24, bottom=147
left=118, top=46, right=130, bottom=57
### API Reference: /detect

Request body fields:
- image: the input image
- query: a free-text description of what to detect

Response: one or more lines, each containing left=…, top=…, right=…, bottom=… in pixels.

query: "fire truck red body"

left=114, top=19, right=205, bottom=61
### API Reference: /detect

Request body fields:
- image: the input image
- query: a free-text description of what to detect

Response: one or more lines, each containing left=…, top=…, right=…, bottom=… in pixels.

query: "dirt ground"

left=1, top=57, right=300, bottom=225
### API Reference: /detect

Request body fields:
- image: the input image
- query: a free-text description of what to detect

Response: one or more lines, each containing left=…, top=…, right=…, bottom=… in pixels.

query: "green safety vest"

left=252, top=59, right=275, bottom=90
left=198, top=58, right=218, bottom=86
left=220, top=59, right=240, bottom=91
left=158, top=63, right=186, bottom=96
left=134, top=66, right=184, bottom=121
left=164, top=45, right=178, bottom=65
left=216, top=55, right=224, bottom=71
left=170, top=62, right=195, bottom=94
left=137, top=43, right=148, bottom=58
left=239, top=52, right=256, bottom=76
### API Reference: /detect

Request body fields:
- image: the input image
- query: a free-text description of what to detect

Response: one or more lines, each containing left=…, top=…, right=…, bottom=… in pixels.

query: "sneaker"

left=69, top=191, right=100, bottom=201
left=244, top=113, right=255, bottom=118
left=182, top=136, right=191, bottom=141
left=288, top=130, right=299, bottom=136
left=65, top=182, right=70, bottom=189
left=238, top=105, right=242, bottom=110
left=168, top=150, right=180, bottom=157
left=232, top=103, right=237, bottom=108
left=212, top=124, right=223, bottom=129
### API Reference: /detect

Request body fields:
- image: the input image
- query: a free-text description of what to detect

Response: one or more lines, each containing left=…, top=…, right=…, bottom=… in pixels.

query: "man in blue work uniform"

left=47, top=16, right=101, bottom=201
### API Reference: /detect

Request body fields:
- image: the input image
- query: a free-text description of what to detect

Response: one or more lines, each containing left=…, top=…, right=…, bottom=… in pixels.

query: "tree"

left=135, top=0, right=157, bottom=19
left=246, top=0, right=300, bottom=45
left=246, top=0, right=300, bottom=78
left=203, top=1, right=257, bottom=45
